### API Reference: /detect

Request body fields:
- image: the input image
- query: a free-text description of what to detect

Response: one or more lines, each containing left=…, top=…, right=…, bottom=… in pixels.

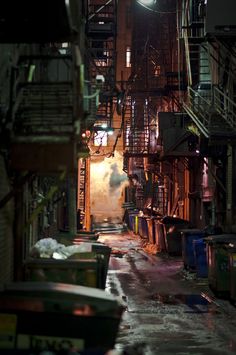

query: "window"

left=94, top=131, right=108, bottom=146
left=154, top=65, right=161, bottom=77
left=126, top=46, right=131, bottom=68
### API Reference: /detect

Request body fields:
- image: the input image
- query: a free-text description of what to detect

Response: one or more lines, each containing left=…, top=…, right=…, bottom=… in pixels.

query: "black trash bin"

left=0, top=282, right=124, bottom=353
left=161, top=216, right=192, bottom=256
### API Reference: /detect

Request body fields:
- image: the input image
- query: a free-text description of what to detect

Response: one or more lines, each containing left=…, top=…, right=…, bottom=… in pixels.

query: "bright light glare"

left=138, top=0, right=155, bottom=5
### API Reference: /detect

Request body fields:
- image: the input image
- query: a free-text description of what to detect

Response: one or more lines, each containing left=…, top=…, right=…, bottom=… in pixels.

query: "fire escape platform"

left=0, top=0, right=78, bottom=42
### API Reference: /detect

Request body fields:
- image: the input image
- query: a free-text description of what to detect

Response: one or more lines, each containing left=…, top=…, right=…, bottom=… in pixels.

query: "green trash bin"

left=205, top=234, right=236, bottom=296
left=24, top=257, right=101, bottom=289
left=68, top=241, right=111, bottom=290
left=227, top=245, right=236, bottom=304
left=0, top=281, right=124, bottom=353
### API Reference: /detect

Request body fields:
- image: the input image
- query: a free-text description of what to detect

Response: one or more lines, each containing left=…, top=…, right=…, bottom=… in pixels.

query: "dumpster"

left=71, top=242, right=111, bottom=289
left=0, top=281, right=124, bottom=353
left=193, top=238, right=208, bottom=278
left=228, top=245, right=236, bottom=304
left=181, top=229, right=205, bottom=270
left=24, top=257, right=102, bottom=288
left=55, top=236, right=112, bottom=290
left=161, top=216, right=191, bottom=256
left=205, top=234, right=236, bottom=296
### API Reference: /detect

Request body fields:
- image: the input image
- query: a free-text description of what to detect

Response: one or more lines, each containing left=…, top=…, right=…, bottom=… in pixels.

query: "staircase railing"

left=183, top=85, right=236, bottom=138
left=212, top=86, right=236, bottom=130
left=183, top=86, right=212, bottom=137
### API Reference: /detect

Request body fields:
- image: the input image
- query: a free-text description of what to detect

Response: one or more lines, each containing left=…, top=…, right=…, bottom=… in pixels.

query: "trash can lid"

left=180, top=228, right=204, bottom=234
left=205, top=234, right=236, bottom=244
left=0, top=282, right=124, bottom=316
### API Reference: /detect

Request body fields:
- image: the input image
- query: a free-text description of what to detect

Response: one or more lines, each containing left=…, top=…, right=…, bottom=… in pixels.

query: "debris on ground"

left=111, top=248, right=128, bottom=257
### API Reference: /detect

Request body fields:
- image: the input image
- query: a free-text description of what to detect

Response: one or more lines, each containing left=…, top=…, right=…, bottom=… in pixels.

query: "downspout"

left=226, top=143, right=233, bottom=231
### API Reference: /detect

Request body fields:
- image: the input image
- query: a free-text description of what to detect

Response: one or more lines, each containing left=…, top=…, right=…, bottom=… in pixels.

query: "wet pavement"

left=99, top=231, right=236, bottom=355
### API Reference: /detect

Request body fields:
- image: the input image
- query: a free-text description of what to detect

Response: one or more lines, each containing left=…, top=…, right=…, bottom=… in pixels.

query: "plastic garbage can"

left=146, top=217, right=155, bottom=244
left=205, top=234, right=236, bottom=296
left=193, top=238, right=208, bottom=278
left=181, top=229, right=205, bottom=270
left=161, top=216, right=191, bottom=256
left=154, top=219, right=166, bottom=252
left=138, top=216, right=148, bottom=239
left=228, top=245, right=236, bottom=304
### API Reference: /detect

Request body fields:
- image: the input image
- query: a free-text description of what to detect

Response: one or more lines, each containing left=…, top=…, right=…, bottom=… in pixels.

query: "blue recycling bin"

left=193, top=238, right=208, bottom=278
left=181, top=229, right=205, bottom=270
left=138, top=216, right=148, bottom=239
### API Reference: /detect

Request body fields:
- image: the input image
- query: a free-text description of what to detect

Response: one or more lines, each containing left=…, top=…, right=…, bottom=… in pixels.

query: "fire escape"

left=123, top=0, right=185, bottom=214
left=77, top=0, right=117, bottom=225
left=0, top=1, right=84, bottom=173
left=85, top=0, right=117, bottom=130
left=180, top=0, right=236, bottom=228
left=182, top=0, right=236, bottom=140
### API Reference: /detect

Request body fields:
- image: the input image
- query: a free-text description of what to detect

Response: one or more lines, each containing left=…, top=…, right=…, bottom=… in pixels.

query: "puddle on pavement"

left=150, top=293, right=220, bottom=314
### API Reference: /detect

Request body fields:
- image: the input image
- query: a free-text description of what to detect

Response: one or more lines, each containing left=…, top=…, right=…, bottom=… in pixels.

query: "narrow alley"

left=1, top=1, right=236, bottom=354
left=99, top=231, right=236, bottom=355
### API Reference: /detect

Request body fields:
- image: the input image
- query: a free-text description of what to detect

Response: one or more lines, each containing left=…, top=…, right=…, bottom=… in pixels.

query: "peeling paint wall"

left=90, top=152, right=128, bottom=223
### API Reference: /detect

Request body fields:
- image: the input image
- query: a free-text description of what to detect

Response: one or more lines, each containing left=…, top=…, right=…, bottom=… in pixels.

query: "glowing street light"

left=137, top=0, right=158, bottom=12
left=137, top=0, right=156, bottom=5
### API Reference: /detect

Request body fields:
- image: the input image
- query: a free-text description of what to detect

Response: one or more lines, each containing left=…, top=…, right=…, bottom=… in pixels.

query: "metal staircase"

left=13, top=83, right=74, bottom=139
left=11, top=46, right=77, bottom=141
left=85, top=0, right=117, bottom=128
left=9, top=44, right=82, bottom=172
left=181, top=1, right=236, bottom=139
left=78, top=158, right=86, bottom=219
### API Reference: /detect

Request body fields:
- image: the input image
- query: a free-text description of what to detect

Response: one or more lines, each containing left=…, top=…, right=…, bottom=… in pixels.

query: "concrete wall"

left=90, top=152, right=128, bottom=223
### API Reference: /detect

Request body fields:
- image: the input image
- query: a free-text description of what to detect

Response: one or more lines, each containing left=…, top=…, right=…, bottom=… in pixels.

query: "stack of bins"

left=181, top=229, right=205, bottom=270
left=0, top=281, right=124, bottom=353
left=205, top=234, right=236, bottom=297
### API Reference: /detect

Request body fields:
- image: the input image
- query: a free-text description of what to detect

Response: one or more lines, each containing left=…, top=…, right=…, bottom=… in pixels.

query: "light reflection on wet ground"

left=100, top=232, right=236, bottom=355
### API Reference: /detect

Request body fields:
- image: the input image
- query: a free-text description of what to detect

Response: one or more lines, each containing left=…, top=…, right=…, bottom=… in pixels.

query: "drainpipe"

left=226, top=144, right=233, bottom=232
left=84, top=158, right=91, bottom=231
left=211, top=198, right=216, bottom=226
left=68, top=174, right=77, bottom=236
